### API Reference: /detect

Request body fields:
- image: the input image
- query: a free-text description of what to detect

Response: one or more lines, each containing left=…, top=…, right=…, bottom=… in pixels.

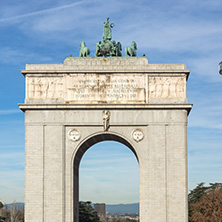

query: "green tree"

left=188, top=183, right=222, bottom=222
left=79, top=201, right=100, bottom=222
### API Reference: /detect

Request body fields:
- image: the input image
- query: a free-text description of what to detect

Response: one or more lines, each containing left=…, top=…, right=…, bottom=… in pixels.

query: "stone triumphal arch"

left=20, top=56, right=192, bottom=222
left=20, top=16, right=192, bottom=222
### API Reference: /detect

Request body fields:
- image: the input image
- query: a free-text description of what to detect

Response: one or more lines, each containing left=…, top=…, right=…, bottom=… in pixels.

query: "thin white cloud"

left=0, top=47, right=53, bottom=65
left=188, top=103, right=222, bottom=129
left=0, top=0, right=221, bottom=204
left=80, top=171, right=139, bottom=204
left=0, top=151, right=24, bottom=169
left=0, top=0, right=95, bottom=23
left=0, top=170, right=24, bottom=185
left=0, top=145, right=23, bottom=149
left=0, top=151, right=23, bottom=158
left=0, top=109, right=20, bottom=115
left=0, top=170, right=24, bottom=203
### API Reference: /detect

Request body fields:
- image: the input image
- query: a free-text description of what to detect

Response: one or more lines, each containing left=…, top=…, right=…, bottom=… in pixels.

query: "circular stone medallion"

left=132, top=129, right=144, bottom=142
left=68, top=129, right=81, bottom=142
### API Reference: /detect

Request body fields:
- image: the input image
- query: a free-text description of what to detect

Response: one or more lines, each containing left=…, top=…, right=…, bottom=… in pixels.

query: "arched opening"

left=73, top=133, right=139, bottom=222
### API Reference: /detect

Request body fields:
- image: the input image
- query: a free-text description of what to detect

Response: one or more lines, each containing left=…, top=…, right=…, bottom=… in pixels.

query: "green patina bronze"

left=79, top=41, right=90, bottom=57
left=125, top=41, right=137, bottom=57
left=79, top=18, right=137, bottom=57
left=95, top=18, right=122, bottom=57
left=103, top=17, right=114, bottom=41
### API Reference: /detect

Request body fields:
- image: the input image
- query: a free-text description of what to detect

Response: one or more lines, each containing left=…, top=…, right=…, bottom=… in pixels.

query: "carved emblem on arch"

left=132, top=129, right=144, bottom=142
left=68, top=129, right=81, bottom=142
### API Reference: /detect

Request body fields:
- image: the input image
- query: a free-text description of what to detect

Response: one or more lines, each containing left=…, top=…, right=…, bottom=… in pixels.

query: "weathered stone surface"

left=20, top=56, right=192, bottom=222
left=65, top=74, right=146, bottom=103
left=23, top=57, right=189, bottom=105
left=149, top=76, right=186, bottom=99
left=24, top=57, right=187, bottom=71
left=26, top=77, right=64, bottom=99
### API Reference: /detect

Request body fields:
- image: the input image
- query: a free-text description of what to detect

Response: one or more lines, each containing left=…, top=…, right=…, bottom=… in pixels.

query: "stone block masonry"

left=20, top=57, right=192, bottom=222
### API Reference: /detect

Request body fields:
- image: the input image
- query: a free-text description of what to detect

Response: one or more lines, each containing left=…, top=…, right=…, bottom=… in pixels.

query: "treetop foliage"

left=189, top=182, right=222, bottom=222
left=79, top=201, right=100, bottom=222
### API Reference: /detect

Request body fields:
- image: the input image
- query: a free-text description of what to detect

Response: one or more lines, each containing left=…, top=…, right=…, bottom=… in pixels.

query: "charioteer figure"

left=80, top=18, right=137, bottom=58
left=95, top=18, right=122, bottom=57
left=103, top=17, right=114, bottom=41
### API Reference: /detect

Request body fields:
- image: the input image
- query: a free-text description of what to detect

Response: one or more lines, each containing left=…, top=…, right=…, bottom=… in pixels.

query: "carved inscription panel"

left=149, top=76, right=186, bottom=99
left=25, top=74, right=187, bottom=103
left=27, top=77, right=63, bottom=99
left=65, top=74, right=146, bottom=103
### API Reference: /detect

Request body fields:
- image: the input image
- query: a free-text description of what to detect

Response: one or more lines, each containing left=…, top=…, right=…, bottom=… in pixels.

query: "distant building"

left=94, top=203, right=106, bottom=218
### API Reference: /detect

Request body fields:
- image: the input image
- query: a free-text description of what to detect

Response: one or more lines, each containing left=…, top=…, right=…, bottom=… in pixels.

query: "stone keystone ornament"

left=103, top=110, right=110, bottom=131
left=132, top=129, right=144, bottom=142
left=68, top=129, right=81, bottom=142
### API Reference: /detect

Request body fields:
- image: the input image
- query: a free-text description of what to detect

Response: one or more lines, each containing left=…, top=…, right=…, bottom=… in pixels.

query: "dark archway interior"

left=73, top=133, right=138, bottom=222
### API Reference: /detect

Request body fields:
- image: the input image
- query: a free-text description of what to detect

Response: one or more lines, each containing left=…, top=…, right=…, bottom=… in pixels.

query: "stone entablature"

left=23, top=57, right=188, bottom=72
left=22, top=57, right=189, bottom=104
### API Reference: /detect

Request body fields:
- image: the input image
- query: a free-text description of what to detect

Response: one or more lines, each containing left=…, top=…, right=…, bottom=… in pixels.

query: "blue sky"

left=0, top=0, right=222, bottom=204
